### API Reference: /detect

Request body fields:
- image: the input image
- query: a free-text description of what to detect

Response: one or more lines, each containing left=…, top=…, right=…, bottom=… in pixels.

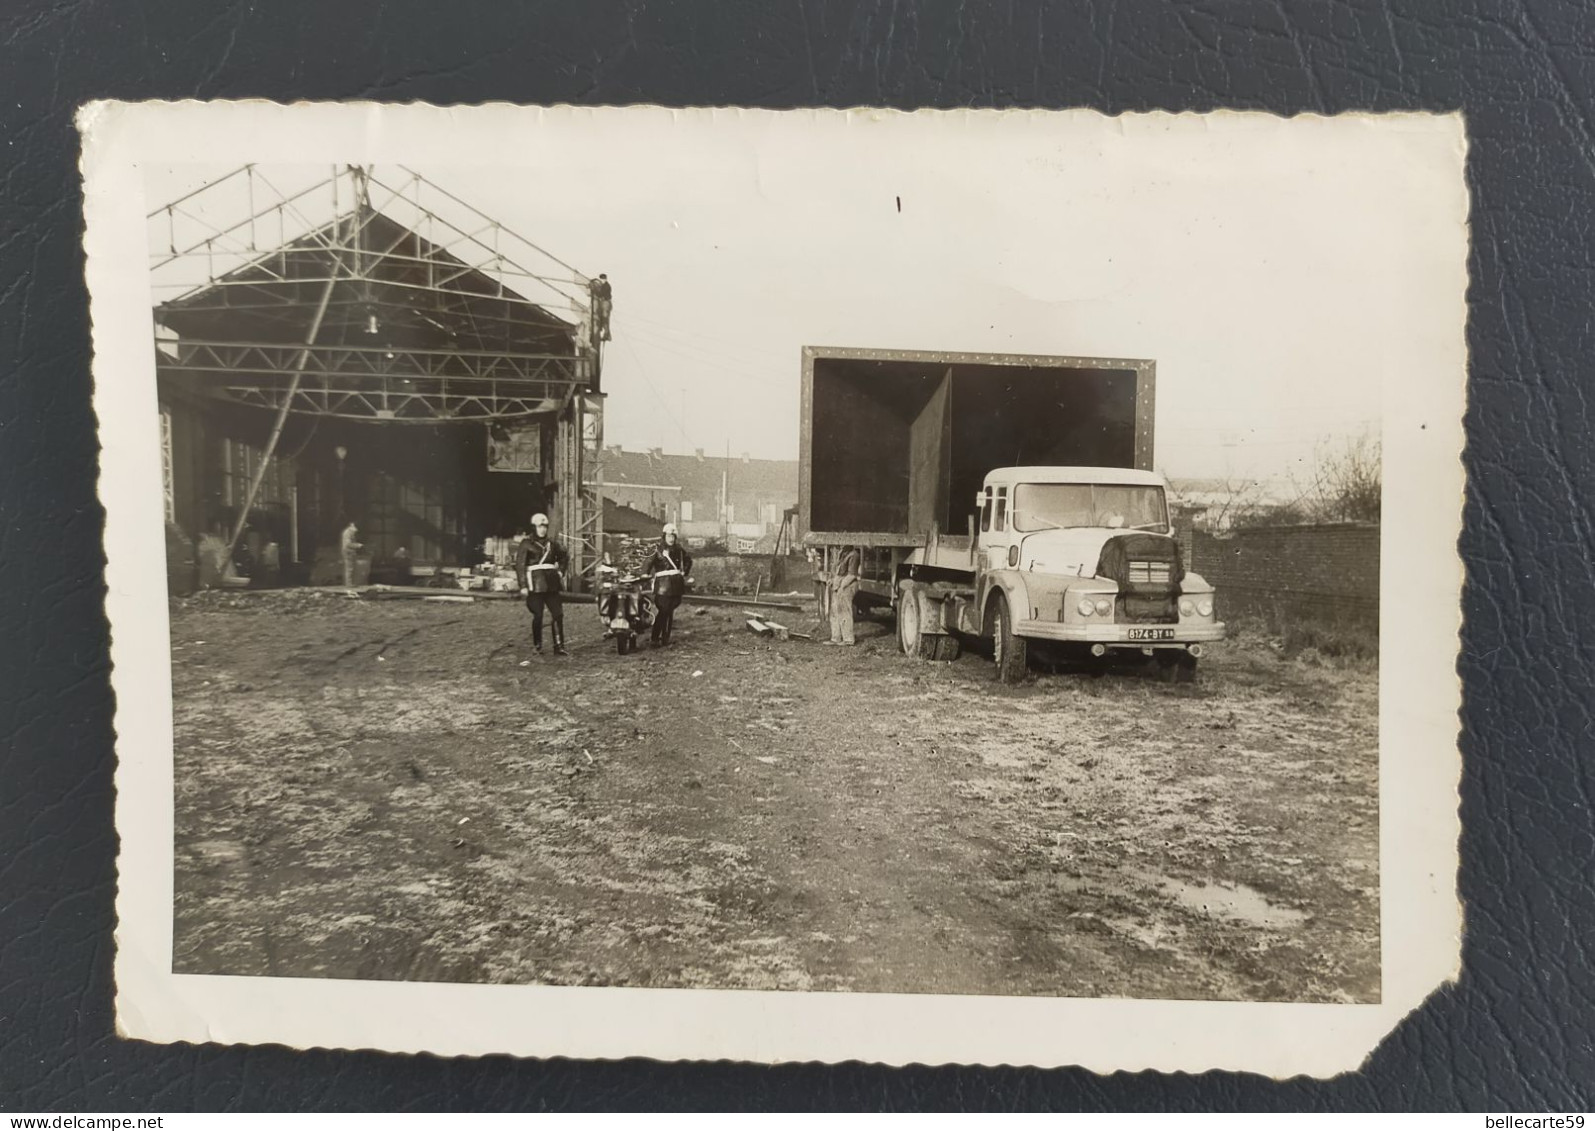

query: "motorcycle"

left=595, top=562, right=655, bottom=655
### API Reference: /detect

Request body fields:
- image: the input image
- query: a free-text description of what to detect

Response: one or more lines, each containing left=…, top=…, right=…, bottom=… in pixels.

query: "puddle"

left=1148, top=874, right=1309, bottom=929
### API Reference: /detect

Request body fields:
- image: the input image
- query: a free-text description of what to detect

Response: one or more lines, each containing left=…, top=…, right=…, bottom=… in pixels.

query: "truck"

left=798, top=346, right=1225, bottom=682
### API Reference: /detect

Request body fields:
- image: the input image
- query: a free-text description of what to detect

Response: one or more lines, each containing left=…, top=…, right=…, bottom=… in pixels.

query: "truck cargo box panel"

left=801, top=347, right=1154, bottom=542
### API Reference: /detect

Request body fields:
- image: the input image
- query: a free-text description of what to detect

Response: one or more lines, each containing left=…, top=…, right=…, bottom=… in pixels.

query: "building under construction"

left=151, top=165, right=608, bottom=591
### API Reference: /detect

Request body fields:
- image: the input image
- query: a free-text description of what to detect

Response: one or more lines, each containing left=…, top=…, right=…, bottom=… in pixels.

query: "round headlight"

left=1077, top=598, right=1096, bottom=617
left=1094, top=598, right=1112, bottom=615
left=1198, top=599, right=1214, bottom=617
left=1179, top=599, right=1196, bottom=617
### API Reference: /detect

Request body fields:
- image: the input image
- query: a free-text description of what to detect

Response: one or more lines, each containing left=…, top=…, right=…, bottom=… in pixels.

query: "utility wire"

left=620, top=326, right=792, bottom=387
left=619, top=335, right=694, bottom=450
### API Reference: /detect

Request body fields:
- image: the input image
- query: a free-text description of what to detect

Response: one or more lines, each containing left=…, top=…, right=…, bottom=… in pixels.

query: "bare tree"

left=1295, top=434, right=1382, bottom=524
left=1207, top=476, right=1264, bottom=531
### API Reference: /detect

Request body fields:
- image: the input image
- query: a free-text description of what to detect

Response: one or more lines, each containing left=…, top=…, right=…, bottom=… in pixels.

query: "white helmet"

left=531, top=513, right=549, bottom=528
left=662, top=522, right=678, bottom=536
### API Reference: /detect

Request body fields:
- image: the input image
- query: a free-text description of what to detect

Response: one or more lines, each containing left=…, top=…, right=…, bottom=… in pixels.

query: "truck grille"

left=1117, top=594, right=1179, bottom=624
left=1127, top=559, right=1173, bottom=585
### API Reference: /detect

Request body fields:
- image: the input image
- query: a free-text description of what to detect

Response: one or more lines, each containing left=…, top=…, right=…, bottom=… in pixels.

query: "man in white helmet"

left=515, top=512, right=570, bottom=655
left=644, top=521, right=693, bottom=647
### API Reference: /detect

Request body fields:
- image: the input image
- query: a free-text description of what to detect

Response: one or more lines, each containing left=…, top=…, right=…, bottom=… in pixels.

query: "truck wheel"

left=992, top=595, right=1028, bottom=683
left=897, top=585, right=922, bottom=657
left=899, top=590, right=943, bottom=660
left=933, top=634, right=962, bottom=662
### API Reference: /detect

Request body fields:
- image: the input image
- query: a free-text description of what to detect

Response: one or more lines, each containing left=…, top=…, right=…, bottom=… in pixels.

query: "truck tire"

left=992, top=595, right=1028, bottom=683
left=897, top=584, right=922, bottom=656
left=898, top=585, right=945, bottom=660
left=933, top=634, right=962, bottom=662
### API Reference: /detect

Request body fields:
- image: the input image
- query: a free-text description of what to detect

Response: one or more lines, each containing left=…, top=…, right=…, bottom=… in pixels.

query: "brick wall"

left=1188, top=523, right=1379, bottom=629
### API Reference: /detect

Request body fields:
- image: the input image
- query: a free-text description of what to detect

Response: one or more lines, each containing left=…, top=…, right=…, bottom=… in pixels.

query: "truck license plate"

left=1128, top=628, right=1176, bottom=641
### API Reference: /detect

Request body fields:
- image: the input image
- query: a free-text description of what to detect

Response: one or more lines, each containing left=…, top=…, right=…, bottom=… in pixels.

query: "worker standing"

left=340, top=520, right=363, bottom=588
left=645, top=522, right=693, bottom=647
left=516, top=512, right=570, bottom=656
left=826, top=545, right=862, bottom=646
left=589, top=274, right=613, bottom=342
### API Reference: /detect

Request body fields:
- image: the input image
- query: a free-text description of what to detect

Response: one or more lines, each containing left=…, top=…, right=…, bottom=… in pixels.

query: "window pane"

left=1011, top=483, right=1169, bottom=533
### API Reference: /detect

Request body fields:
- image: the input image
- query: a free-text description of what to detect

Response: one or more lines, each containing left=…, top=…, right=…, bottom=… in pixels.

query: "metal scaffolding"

left=149, top=164, right=607, bottom=585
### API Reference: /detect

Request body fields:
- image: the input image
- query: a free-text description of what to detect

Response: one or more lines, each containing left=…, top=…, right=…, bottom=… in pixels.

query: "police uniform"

left=516, top=525, right=570, bottom=654
left=645, top=537, right=693, bottom=645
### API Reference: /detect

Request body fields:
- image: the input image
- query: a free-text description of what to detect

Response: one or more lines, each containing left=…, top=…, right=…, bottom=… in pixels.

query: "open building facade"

left=152, top=166, right=608, bottom=590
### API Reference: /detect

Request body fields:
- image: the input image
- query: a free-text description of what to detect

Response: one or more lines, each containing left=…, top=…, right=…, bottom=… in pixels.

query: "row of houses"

left=592, top=445, right=799, bottom=549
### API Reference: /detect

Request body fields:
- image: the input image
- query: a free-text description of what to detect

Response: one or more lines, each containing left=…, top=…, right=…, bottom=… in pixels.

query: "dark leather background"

left=2, top=0, right=1591, bottom=1112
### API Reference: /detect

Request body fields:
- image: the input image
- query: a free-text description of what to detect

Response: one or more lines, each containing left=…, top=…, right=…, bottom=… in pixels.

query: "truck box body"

left=799, top=347, right=1156, bottom=547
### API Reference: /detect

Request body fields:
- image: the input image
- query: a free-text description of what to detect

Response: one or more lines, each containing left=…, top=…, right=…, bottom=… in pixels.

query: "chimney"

left=649, top=447, right=663, bottom=460
left=609, top=443, right=622, bottom=455
left=695, top=448, right=705, bottom=461
left=742, top=452, right=750, bottom=464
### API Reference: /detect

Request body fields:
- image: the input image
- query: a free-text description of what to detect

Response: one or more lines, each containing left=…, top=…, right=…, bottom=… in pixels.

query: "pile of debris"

left=450, top=565, right=521, bottom=593
left=744, top=616, right=810, bottom=642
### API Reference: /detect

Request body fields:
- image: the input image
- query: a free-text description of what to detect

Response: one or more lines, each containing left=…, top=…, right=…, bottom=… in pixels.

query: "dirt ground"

left=169, top=590, right=1379, bottom=1003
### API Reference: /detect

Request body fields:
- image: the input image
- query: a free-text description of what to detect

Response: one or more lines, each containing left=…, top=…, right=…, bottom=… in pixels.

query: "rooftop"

left=593, top=447, right=798, bottom=499
left=150, top=165, right=595, bottom=421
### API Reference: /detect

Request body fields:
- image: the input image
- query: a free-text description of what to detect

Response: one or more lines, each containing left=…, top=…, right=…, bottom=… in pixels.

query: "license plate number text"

left=1128, top=628, right=1176, bottom=641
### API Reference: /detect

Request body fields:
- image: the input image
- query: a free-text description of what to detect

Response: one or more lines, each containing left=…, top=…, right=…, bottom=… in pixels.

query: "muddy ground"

left=170, top=590, right=1379, bottom=1002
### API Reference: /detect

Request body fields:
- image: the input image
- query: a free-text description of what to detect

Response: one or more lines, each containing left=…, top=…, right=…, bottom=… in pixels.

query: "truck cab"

left=900, top=467, right=1225, bottom=682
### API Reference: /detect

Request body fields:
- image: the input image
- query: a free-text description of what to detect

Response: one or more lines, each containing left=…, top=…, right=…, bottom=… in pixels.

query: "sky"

left=143, top=111, right=1462, bottom=484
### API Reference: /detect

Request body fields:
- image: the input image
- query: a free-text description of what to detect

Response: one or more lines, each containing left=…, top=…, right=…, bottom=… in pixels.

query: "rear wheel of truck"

left=933, top=634, right=962, bottom=662
left=896, top=584, right=944, bottom=660
left=897, top=584, right=922, bottom=656
left=992, top=595, right=1028, bottom=683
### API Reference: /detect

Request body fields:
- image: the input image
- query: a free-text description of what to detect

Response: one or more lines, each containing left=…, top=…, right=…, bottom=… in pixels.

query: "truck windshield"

left=1011, top=483, right=1169, bottom=533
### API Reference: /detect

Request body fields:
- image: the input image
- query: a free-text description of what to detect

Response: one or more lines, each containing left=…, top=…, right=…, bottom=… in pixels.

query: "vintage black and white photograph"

left=86, top=103, right=1465, bottom=1072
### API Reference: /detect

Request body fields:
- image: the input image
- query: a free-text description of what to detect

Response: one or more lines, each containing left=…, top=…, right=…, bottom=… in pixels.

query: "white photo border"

left=83, top=101, right=1467, bottom=1077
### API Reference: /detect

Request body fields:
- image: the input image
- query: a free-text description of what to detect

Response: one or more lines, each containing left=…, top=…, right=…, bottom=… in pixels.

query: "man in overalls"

left=516, top=512, right=570, bottom=655
left=827, top=544, right=862, bottom=646
left=645, top=522, right=693, bottom=647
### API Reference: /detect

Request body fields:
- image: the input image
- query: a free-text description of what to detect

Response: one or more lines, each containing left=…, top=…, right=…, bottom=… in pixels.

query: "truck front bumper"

left=1017, top=620, right=1227, bottom=649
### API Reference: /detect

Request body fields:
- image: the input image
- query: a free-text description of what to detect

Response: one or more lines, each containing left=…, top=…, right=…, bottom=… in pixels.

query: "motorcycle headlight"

left=1179, top=599, right=1196, bottom=617
left=1077, top=598, right=1096, bottom=617
left=1198, top=599, right=1214, bottom=617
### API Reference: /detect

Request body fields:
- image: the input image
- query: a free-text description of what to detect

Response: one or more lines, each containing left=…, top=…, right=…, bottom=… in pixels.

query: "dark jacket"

left=832, top=547, right=862, bottom=589
left=645, top=541, right=693, bottom=598
left=516, top=535, right=570, bottom=593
